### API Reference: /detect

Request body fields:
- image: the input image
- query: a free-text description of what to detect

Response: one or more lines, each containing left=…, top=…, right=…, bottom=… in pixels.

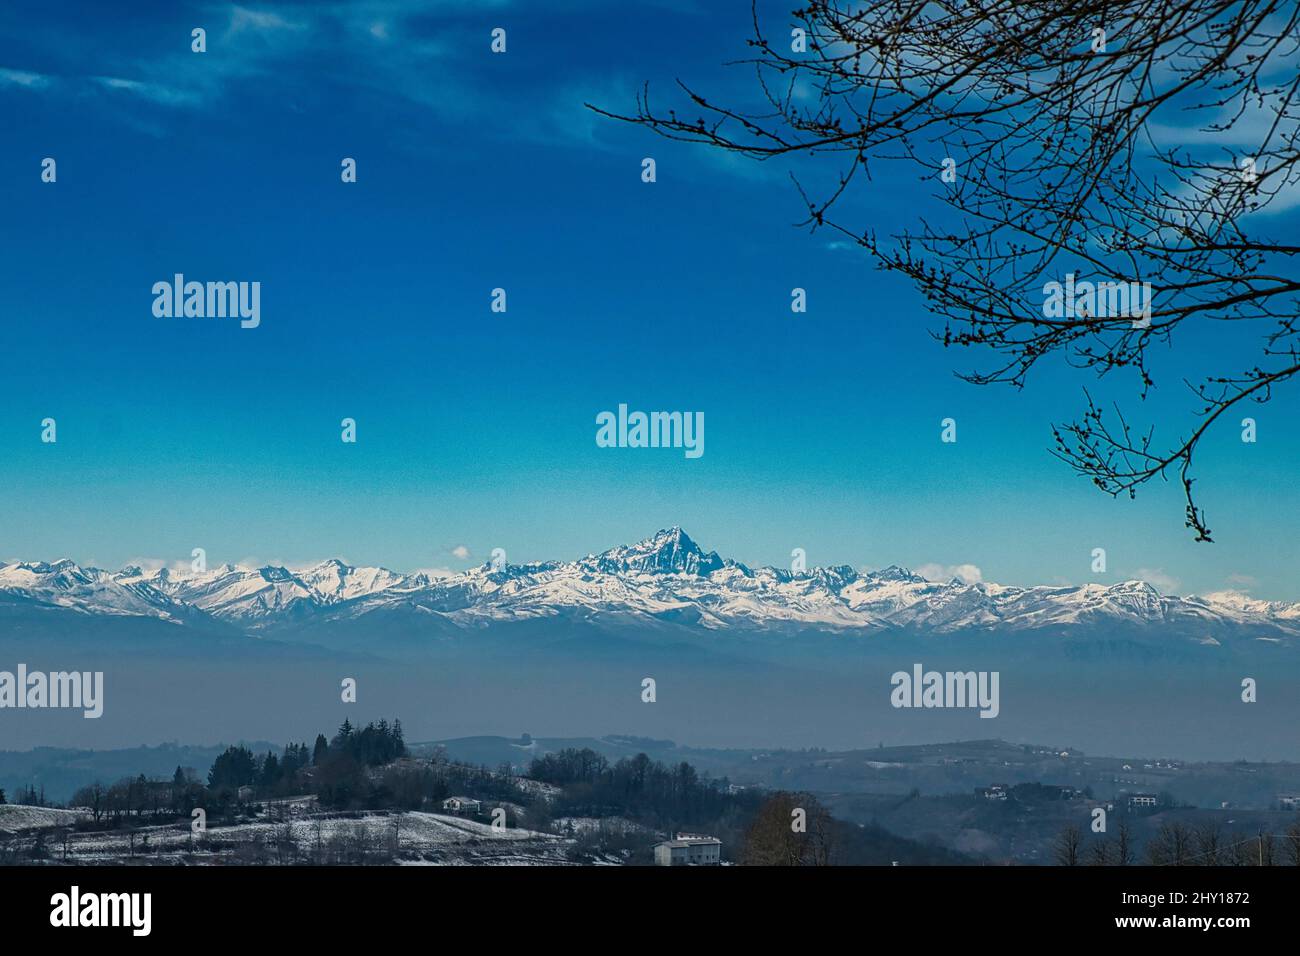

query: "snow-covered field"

left=0, top=804, right=90, bottom=832
left=8, top=808, right=581, bottom=866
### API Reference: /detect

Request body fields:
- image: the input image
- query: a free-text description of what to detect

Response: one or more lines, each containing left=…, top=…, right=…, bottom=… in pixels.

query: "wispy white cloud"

left=226, top=5, right=307, bottom=37
left=916, top=562, right=983, bottom=584
left=1134, top=567, right=1180, bottom=593
left=7, top=2, right=461, bottom=118
left=92, top=76, right=204, bottom=108
left=0, top=67, right=51, bottom=89
left=0, top=0, right=768, bottom=171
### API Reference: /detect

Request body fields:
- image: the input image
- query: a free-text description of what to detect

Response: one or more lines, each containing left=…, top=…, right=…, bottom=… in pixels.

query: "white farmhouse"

left=654, top=833, right=722, bottom=866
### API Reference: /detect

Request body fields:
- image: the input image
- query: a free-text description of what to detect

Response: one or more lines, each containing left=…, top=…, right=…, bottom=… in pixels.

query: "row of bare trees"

left=70, top=770, right=203, bottom=826
left=1056, top=816, right=1300, bottom=864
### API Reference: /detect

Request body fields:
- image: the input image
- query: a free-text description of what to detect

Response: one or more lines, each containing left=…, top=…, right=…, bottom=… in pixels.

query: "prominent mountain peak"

left=645, top=526, right=700, bottom=554
left=1112, top=579, right=1161, bottom=593
left=310, top=558, right=350, bottom=571
left=592, top=527, right=724, bottom=576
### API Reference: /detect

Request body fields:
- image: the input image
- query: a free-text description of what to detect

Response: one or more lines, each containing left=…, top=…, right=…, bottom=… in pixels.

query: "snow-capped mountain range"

left=2, top=528, right=1298, bottom=640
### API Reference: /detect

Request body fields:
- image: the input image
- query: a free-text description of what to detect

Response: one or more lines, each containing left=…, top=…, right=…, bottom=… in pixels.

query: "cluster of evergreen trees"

left=204, top=719, right=406, bottom=801
left=208, top=741, right=313, bottom=792
left=326, top=718, right=406, bottom=767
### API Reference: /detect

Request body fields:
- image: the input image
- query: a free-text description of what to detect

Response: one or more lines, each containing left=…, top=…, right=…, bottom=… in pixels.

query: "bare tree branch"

left=593, top=0, right=1300, bottom=539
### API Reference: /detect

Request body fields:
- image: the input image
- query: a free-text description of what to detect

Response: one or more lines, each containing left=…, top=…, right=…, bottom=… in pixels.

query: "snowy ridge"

left=2, top=527, right=1298, bottom=640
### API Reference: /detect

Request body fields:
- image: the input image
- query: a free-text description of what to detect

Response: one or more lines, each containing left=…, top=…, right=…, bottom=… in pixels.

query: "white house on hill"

left=654, top=833, right=722, bottom=866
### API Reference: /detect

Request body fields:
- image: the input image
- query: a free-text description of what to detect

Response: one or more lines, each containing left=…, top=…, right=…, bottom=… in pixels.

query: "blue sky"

left=1, top=0, right=1297, bottom=599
